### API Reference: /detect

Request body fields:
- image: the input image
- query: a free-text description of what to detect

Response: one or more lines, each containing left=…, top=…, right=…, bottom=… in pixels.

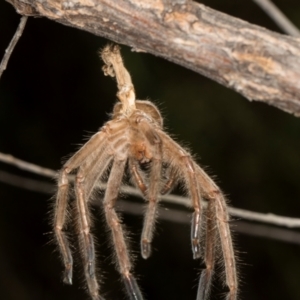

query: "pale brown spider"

left=54, top=44, right=237, bottom=300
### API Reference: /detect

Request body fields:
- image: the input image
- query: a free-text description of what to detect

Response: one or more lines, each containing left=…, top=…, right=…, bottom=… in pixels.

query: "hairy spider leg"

left=195, top=166, right=238, bottom=300
left=130, top=161, right=177, bottom=197
left=83, top=121, right=129, bottom=201
left=128, top=158, right=147, bottom=196
left=73, top=150, right=118, bottom=299
left=75, top=166, right=102, bottom=300
left=160, top=166, right=177, bottom=195
left=197, top=200, right=217, bottom=300
left=82, top=149, right=113, bottom=202
left=103, top=149, right=143, bottom=300
left=74, top=119, right=130, bottom=299
left=138, top=119, right=162, bottom=259
left=129, top=157, right=162, bottom=259
left=159, top=131, right=203, bottom=260
left=55, top=130, right=108, bottom=285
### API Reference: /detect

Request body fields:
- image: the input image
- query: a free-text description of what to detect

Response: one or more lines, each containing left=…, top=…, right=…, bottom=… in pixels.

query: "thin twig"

left=119, top=185, right=300, bottom=228
left=235, top=221, right=300, bottom=245
left=1, top=151, right=300, bottom=228
left=0, top=16, right=28, bottom=80
left=252, top=0, right=300, bottom=37
left=0, top=170, right=55, bottom=193
left=117, top=199, right=300, bottom=245
left=0, top=152, right=56, bottom=177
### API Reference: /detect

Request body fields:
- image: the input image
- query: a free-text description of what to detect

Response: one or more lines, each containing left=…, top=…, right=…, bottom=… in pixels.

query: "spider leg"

left=141, top=132, right=162, bottom=259
left=129, top=157, right=173, bottom=198
left=197, top=200, right=217, bottom=300
left=160, top=166, right=177, bottom=195
left=128, top=158, right=147, bottom=196
left=75, top=167, right=102, bottom=300
left=140, top=156, right=162, bottom=258
left=158, top=131, right=203, bottom=259
left=55, top=130, right=108, bottom=285
left=180, top=155, right=203, bottom=259
left=159, top=130, right=237, bottom=298
left=129, top=119, right=163, bottom=259
left=195, top=166, right=237, bottom=300
left=83, top=120, right=132, bottom=198
left=103, top=151, right=143, bottom=300
left=129, top=158, right=161, bottom=258
left=73, top=121, right=129, bottom=299
left=74, top=151, right=115, bottom=300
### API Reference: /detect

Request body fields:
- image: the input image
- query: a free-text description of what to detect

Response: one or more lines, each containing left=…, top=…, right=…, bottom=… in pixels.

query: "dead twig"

left=0, top=16, right=27, bottom=80
left=1, top=151, right=300, bottom=229
left=2, top=169, right=300, bottom=245
left=252, top=0, right=300, bottom=37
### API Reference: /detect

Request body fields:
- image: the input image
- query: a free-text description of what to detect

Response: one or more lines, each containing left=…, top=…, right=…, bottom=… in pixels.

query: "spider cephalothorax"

left=54, top=44, right=237, bottom=300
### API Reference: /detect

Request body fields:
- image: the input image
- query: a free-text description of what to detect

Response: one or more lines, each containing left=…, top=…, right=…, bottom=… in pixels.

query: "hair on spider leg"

left=96, top=201, right=140, bottom=300
left=53, top=44, right=238, bottom=300
left=202, top=208, right=240, bottom=300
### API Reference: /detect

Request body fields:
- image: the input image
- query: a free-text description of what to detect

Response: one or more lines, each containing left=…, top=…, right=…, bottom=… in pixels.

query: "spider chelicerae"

left=54, top=44, right=237, bottom=300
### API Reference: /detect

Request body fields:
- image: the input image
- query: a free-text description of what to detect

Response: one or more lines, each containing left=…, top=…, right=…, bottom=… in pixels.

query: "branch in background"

left=1, top=168, right=300, bottom=245
left=236, top=221, right=300, bottom=245
left=0, top=152, right=56, bottom=177
left=6, top=0, right=300, bottom=116
left=119, top=199, right=300, bottom=245
left=0, top=16, right=27, bottom=80
left=0, top=170, right=55, bottom=194
left=1, top=152, right=300, bottom=229
left=252, top=0, right=300, bottom=37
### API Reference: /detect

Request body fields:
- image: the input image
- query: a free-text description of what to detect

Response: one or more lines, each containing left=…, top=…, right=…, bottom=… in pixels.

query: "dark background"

left=1, top=1, right=300, bottom=299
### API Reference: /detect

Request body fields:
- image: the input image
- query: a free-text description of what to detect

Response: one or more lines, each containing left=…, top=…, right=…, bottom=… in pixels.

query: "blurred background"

left=1, top=0, right=300, bottom=299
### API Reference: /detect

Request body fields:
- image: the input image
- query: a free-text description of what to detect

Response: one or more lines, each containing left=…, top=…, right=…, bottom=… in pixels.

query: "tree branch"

left=6, top=0, right=300, bottom=116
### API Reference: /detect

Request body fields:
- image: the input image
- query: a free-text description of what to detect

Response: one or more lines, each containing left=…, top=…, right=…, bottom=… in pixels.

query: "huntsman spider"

left=54, top=44, right=237, bottom=300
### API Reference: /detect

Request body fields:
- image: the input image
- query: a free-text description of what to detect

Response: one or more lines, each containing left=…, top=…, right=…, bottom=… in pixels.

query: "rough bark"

left=6, top=0, right=300, bottom=116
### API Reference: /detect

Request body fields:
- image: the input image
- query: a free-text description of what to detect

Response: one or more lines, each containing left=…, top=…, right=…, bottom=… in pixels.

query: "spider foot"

left=192, top=238, right=201, bottom=259
left=123, top=274, right=143, bottom=300
left=87, top=261, right=96, bottom=278
left=89, top=291, right=104, bottom=300
left=85, top=233, right=96, bottom=278
left=191, top=212, right=202, bottom=259
left=63, top=263, right=73, bottom=285
left=141, top=239, right=151, bottom=259
left=196, top=269, right=213, bottom=300
left=86, top=274, right=100, bottom=300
